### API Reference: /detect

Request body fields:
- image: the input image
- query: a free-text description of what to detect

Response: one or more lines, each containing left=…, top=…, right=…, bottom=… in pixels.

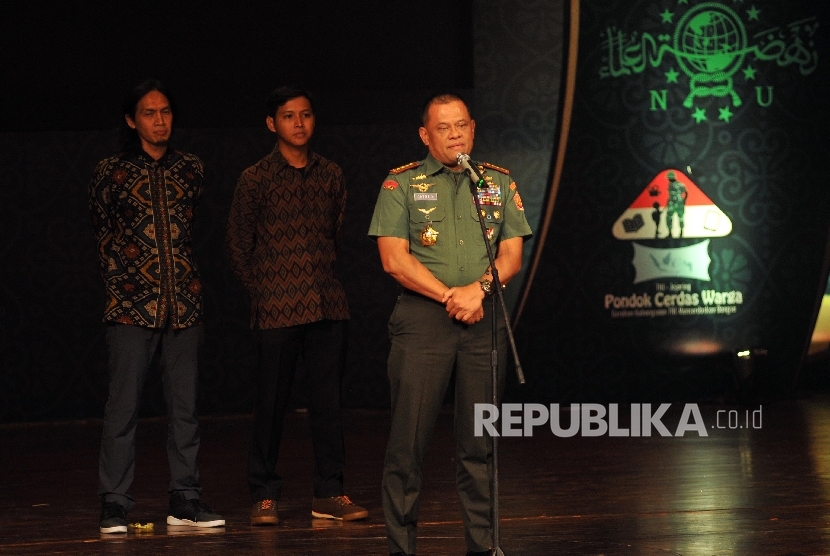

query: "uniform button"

left=460, top=267, right=465, bottom=271
left=459, top=240, right=464, bottom=245
left=457, top=215, right=462, bottom=219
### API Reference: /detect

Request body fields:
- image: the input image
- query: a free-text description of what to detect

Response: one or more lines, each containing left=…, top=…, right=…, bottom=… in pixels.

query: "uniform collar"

left=423, top=153, right=448, bottom=176
left=423, top=153, right=471, bottom=181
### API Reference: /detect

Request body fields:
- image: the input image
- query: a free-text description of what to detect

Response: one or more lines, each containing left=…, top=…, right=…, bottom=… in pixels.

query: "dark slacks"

left=98, top=323, right=203, bottom=511
left=248, top=319, right=347, bottom=502
left=382, top=292, right=506, bottom=555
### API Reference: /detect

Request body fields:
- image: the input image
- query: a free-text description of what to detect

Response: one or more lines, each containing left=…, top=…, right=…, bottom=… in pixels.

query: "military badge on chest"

left=418, top=207, right=438, bottom=246
left=410, top=174, right=436, bottom=194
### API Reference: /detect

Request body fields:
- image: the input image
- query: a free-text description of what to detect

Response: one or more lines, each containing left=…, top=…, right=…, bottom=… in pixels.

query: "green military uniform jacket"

left=368, top=153, right=532, bottom=287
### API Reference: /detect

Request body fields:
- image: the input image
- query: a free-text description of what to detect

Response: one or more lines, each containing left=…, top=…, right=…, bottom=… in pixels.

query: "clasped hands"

left=442, top=282, right=485, bottom=324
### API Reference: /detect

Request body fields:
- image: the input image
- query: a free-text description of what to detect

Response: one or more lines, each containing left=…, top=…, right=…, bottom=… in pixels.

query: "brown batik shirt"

left=89, top=148, right=204, bottom=329
left=226, top=146, right=350, bottom=329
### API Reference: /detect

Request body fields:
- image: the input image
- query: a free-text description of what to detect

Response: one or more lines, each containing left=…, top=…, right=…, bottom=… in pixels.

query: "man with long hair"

left=90, top=78, right=224, bottom=533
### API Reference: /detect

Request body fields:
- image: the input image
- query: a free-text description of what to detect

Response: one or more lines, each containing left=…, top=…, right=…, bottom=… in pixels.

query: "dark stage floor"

left=3, top=396, right=830, bottom=555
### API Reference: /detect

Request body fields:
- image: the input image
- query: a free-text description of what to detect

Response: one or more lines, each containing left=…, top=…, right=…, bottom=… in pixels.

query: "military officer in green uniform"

left=368, top=93, right=532, bottom=556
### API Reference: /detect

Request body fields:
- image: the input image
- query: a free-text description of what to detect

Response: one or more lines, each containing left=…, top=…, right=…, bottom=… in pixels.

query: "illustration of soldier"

left=665, top=171, right=688, bottom=238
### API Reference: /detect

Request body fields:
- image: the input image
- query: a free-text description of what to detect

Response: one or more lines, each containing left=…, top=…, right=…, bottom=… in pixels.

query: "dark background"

left=0, top=0, right=475, bottom=130
left=2, top=0, right=828, bottom=424
left=0, top=0, right=566, bottom=422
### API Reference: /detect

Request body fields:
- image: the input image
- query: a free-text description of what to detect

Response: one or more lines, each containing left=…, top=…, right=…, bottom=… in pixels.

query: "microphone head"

left=456, top=153, right=470, bottom=164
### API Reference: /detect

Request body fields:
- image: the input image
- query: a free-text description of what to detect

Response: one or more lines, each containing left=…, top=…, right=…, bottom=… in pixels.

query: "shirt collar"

left=268, top=144, right=318, bottom=171
left=130, top=147, right=174, bottom=166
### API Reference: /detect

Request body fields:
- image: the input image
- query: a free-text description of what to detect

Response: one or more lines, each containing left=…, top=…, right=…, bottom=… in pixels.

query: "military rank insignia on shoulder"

left=481, top=162, right=509, bottom=175
left=390, top=161, right=421, bottom=175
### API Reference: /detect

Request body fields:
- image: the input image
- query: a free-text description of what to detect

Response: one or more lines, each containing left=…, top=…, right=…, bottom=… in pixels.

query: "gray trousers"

left=383, top=292, right=506, bottom=554
left=98, top=323, right=202, bottom=510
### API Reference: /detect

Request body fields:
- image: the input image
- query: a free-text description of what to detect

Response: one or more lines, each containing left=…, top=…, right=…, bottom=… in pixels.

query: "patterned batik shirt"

left=226, top=146, right=350, bottom=329
left=89, top=149, right=204, bottom=329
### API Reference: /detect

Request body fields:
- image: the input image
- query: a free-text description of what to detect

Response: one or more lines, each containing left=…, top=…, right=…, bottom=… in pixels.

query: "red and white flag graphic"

left=612, top=169, right=732, bottom=240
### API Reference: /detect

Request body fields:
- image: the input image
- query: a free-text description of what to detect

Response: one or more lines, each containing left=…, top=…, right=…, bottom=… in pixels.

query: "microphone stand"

left=461, top=155, right=525, bottom=556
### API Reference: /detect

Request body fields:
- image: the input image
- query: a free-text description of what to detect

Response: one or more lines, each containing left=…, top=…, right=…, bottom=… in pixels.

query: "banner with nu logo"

left=516, top=0, right=830, bottom=401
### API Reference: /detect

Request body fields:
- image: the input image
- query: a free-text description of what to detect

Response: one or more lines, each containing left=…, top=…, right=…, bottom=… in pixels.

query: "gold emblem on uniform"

left=420, top=224, right=439, bottom=246
left=418, top=207, right=438, bottom=246
left=494, top=210, right=501, bottom=219
left=410, top=182, right=435, bottom=192
left=412, top=174, right=427, bottom=180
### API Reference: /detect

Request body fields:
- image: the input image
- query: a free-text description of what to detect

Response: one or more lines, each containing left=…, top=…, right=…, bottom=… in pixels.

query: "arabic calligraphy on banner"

left=599, top=2, right=819, bottom=121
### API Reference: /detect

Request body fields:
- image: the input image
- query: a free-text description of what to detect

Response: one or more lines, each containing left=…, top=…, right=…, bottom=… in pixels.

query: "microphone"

left=456, top=153, right=486, bottom=188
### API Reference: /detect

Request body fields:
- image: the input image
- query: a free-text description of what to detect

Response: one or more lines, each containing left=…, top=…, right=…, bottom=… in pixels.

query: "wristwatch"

left=479, top=279, right=493, bottom=298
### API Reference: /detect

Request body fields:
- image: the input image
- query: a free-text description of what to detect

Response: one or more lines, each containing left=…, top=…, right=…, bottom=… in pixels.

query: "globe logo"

left=598, top=0, right=819, bottom=123
left=674, top=3, right=747, bottom=108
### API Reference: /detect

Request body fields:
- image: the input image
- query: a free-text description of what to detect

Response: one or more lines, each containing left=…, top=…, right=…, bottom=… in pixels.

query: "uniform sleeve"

left=367, top=175, right=410, bottom=240
left=498, top=180, right=533, bottom=241
left=89, top=159, right=114, bottom=279
left=226, top=170, right=259, bottom=291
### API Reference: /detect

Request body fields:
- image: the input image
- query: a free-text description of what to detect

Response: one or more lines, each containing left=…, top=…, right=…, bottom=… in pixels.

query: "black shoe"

left=99, top=501, right=128, bottom=533
left=466, top=551, right=493, bottom=556
left=167, top=492, right=225, bottom=527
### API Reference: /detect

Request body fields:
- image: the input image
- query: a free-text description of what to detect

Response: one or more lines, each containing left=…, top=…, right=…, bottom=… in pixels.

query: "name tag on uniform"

left=414, top=193, right=438, bottom=201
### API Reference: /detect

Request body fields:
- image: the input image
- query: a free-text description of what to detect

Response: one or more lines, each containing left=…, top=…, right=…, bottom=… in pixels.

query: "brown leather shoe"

left=311, top=495, right=368, bottom=521
left=251, top=499, right=278, bottom=525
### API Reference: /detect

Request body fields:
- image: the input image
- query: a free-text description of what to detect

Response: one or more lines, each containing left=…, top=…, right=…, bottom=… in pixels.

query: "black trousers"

left=98, top=323, right=203, bottom=511
left=248, top=319, right=347, bottom=502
